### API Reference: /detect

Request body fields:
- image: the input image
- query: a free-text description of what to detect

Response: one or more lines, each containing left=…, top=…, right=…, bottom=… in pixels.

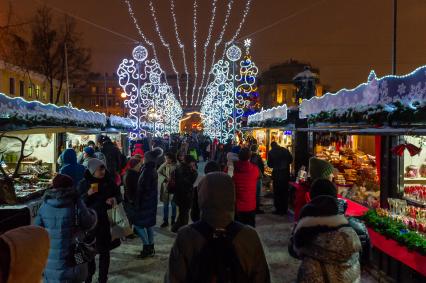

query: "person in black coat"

left=171, top=155, right=198, bottom=233
left=267, top=141, right=293, bottom=215
left=98, top=136, right=122, bottom=178
left=78, top=159, right=121, bottom=283
left=124, top=149, right=161, bottom=259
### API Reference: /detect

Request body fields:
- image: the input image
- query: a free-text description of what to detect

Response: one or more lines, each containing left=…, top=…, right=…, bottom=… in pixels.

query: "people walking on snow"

left=78, top=158, right=121, bottom=283
left=165, top=172, right=270, bottom=283
left=233, top=148, right=259, bottom=227
left=59, top=148, right=86, bottom=187
left=250, top=144, right=265, bottom=214
left=124, top=149, right=162, bottom=259
left=191, top=160, right=221, bottom=222
left=288, top=179, right=362, bottom=283
left=35, top=174, right=97, bottom=282
left=267, top=141, right=293, bottom=215
left=171, top=155, right=198, bottom=233
left=158, top=152, right=178, bottom=228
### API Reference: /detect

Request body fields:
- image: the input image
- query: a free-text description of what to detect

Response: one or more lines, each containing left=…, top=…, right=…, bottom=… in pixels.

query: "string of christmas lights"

left=190, top=0, right=199, bottom=106
left=170, top=0, right=189, bottom=106
left=149, top=0, right=183, bottom=105
left=196, top=0, right=234, bottom=106
left=123, top=0, right=158, bottom=60
left=195, top=0, right=218, bottom=107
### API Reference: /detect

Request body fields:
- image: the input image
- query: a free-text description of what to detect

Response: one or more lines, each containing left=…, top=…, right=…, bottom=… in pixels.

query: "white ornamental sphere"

left=132, top=45, right=148, bottom=62
left=226, top=45, right=242, bottom=62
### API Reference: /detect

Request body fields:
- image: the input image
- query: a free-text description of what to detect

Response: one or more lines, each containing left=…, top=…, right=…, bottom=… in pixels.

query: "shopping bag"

left=108, top=203, right=132, bottom=240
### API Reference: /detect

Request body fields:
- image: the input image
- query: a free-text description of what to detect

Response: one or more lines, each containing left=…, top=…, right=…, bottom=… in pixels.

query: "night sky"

left=2, top=0, right=426, bottom=98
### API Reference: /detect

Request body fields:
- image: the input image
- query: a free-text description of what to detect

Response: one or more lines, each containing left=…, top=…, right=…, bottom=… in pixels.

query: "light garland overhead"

left=170, top=0, right=189, bottom=107
left=149, top=0, right=183, bottom=105
left=190, top=0, right=199, bottom=106
left=196, top=0, right=234, bottom=106
left=195, top=0, right=218, bottom=107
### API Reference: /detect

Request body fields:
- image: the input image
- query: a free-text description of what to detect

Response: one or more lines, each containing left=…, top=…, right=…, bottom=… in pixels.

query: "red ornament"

left=391, top=144, right=406, bottom=156
left=405, top=143, right=422, bottom=156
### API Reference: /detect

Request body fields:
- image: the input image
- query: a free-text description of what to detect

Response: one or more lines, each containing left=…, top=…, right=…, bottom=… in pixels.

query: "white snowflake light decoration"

left=117, top=45, right=182, bottom=138
left=226, top=45, right=242, bottom=62
left=132, top=45, right=148, bottom=62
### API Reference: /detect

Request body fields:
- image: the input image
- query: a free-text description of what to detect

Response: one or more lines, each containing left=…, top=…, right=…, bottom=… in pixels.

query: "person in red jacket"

left=233, top=147, right=259, bottom=227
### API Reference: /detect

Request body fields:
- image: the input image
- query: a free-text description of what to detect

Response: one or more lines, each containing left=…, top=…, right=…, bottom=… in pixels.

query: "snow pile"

left=0, top=93, right=107, bottom=128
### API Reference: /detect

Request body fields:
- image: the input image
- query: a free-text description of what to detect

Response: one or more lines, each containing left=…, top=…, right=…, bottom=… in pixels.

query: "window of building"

left=9, top=78, right=15, bottom=95
left=19, top=81, right=24, bottom=97
left=107, top=87, right=113, bottom=95
left=28, top=84, right=33, bottom=98
left=276, top=90, right=283, bottom=104
left=91, top=86, right=96, bottom=93
left=35, top=85, right=40, bottom=99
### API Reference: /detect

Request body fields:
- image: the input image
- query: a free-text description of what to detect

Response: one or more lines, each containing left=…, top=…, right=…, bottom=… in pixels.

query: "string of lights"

left=197, top=0, right=234, bottom=106
left=190, top=0, right=199, bottom=106
left=194, top=0, right=218, bottom=107
left=149, top=0, right=183, bottom=105
left=170, top=0, right=189, bottom=106
left=218, top=0, right=253, bottom=63
left=123, top=0, right=158, bottom=61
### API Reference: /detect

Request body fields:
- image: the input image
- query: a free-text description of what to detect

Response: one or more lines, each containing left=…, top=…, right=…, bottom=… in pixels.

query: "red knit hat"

left=52, top=174, right=74, bottom=188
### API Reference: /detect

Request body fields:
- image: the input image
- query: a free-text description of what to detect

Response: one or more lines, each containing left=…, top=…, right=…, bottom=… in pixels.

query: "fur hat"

left=144, top=147, right=164, bottom=163
left=87, top=158, right=105, bottom=175
left=52, top=174, right=74, bottom=188
left=309, top=157, right=336, bottom=182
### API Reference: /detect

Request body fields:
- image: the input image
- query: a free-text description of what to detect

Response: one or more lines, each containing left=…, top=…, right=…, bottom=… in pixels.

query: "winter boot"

left=160, top=221, right=169, bottom=228
left=148, top=244, right=155, bottom=257
left=137, top=245, right=150, bottom=259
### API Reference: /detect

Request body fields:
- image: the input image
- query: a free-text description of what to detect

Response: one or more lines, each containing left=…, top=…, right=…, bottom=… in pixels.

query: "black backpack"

left=188, top=221, right=247, bottom=283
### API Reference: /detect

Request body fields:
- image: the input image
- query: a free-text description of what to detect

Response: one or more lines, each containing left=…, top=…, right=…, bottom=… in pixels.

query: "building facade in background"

left=71, top=73, right=127, bottom=116
left=0, top=60, right=66, bottom=104
left=258, top=60, right=324, bottom=109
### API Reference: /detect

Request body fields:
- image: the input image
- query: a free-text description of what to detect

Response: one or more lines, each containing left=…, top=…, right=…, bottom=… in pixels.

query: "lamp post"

left=120, top=92, right=127, bottom=117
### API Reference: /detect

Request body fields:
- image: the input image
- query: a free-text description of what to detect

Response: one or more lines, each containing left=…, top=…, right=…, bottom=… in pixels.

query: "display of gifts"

left=404, top=185, right=426, bottom=205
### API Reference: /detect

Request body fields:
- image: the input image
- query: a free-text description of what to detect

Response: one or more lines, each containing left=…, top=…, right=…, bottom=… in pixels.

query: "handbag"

left=71, top=203, right=96, bottom=265
left=108, top=203, right=132, bottom=241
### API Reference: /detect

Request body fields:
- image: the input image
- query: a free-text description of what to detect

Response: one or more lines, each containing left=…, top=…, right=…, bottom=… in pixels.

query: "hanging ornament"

left=391, top=144, right=406, bottom=156
left=406, top=143, right=422, bottom=156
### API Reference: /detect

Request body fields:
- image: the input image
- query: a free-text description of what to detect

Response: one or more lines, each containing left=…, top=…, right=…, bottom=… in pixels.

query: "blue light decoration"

left=284, top=130, right=292, bottom=135
left=117, top=45, right=182, bottom=139
left=300, top=65, right=426, bottom=119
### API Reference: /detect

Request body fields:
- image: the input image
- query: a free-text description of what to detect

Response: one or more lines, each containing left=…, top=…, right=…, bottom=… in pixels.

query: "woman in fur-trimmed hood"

left=290, top=194, right=362, bottom=283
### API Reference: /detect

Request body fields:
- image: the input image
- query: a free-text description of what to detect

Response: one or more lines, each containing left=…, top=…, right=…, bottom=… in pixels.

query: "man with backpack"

left=165, top=172, right=270, bottom=283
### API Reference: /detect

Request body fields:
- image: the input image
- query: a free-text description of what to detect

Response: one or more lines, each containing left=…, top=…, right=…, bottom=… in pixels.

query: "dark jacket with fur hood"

left=290, top=196, right=361, bottom=283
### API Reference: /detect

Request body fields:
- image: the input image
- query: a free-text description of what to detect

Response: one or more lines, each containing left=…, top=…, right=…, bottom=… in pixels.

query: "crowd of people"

left=0, top=133, right=369, bottom=283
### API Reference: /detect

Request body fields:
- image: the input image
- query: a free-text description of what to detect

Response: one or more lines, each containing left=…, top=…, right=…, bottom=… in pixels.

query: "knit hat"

left=310, top=179, right=337, bottom=200
left=83, top=146, right=95, bottom=157
left=87, top=158, right=105, bottom=175
left=52, top=173, right=74, bottom=188
left=198, top=172, right=235, bottom=228
left=144, top=147, right=164, bottom=163
left=309, top=157, right=336, bottom=182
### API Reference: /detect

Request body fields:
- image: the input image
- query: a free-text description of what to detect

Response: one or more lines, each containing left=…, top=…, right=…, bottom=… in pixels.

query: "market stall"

left=0, top=93, right=107, bottom=228
left=299, top=66, right=426, bottom=279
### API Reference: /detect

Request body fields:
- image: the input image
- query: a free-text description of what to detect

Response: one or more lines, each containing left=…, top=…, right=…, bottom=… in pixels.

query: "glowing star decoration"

left=117, top=45, right=182, bottom=139
left=226, top=45, right=242, bottom=62
left=132, top=45, right=148, bottom=62
left=244, top=38, right=252, bottom=53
